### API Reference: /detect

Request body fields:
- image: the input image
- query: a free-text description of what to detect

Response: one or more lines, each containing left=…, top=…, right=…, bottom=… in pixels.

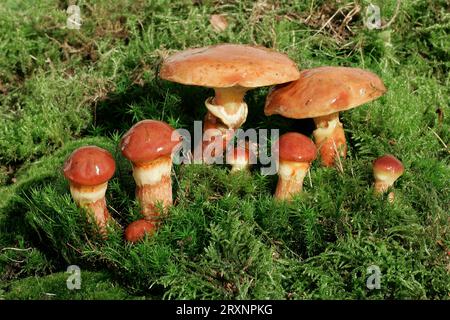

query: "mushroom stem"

left=205, top=87, right=248, bottom=129
left=312, top=112, right=347, bottom=167
left=196, top=112, right=235, bottom=163
left=275, top=161, right=310, bottom=200
left=69, top=182, right=110, bottom=234
left=373, top=172, right=398, bottom=203
left=131, top=155, right=173, bottom=219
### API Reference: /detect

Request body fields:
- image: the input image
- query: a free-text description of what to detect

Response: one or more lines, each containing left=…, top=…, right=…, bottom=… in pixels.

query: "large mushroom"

left=274, top=132, right=317, bottom=200
left=265, top=66, right=386, bottom=168
left=120, top=120, right=182, bottom=219
left=159, top=44, right=300, bottom=160
left=63, top=146, right=116, bottom=235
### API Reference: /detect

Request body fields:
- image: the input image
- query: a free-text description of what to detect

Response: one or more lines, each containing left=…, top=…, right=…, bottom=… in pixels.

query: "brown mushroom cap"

left=120, top=120, right=181, bottom=164
left=276, top=132, right=317, bottom=163
left=159, top=44, right=300, bottom=88
left=265, top=66, right=387, bottom=118
left=124, top=219, right=157, bottom=243
left=373, top=154, right=404, bottom=176
left=63, top=146, right=116, bottom=186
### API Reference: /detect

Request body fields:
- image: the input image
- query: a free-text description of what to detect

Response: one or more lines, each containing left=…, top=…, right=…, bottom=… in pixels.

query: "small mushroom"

left=120, top=120, right=182, bottom=219
left=160, top=44, right=300, bottom=160
left=63, top=146, right=116, bottom=235
left=124, top=219, right=157, bottom=243
left=226, top=142, right=255, bottom=172
left=373, top=154, right=404, bottom=202
left=265, top=66, right=386, bottom=168
left=200, top=112, right=235, bottom=163
left=274, top=133, right=317, bottom=200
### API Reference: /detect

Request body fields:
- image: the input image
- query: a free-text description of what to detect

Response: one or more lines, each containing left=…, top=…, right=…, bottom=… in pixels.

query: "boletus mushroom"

left=63, top=146, right=116, bottom=235
left=274, top=132, right=317, bottom=200
left=159, top=44, right=300, bottom=161
left=373, top=154, right=404, bottom=202
left=120, top=120, right=182, bottom=219
left=265, top=66, right=386, bottom=168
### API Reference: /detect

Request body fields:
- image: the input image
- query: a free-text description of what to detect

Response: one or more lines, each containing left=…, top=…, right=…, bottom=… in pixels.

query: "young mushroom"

left=225, top=142, right=255, bottom=172
left=120, top=120, right=182, bottom=219
left=373, top=154, right=404, bottom=202
left=63, top=146, right=116, bottom=235
left=159, top=44, right=300, bottom=161
left=265, top=66, right=386, bottom=168
left=274, top=132, right=317, bottom=201
left=124, top=219, right=157, bottom=243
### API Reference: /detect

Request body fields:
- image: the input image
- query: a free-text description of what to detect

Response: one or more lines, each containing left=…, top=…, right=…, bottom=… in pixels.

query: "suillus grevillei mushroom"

left=124, top=219, right=157, bottom=243
left=159, top=43, right=300, bottom=160
left=63, top=146, right=116, bottom=235
left=373, top=154, right=404, bottom=202
left=120, top=119, right=182, bottom=219
left=274, top=132, right=317, bottom=200
left=265, top=66, right=387, bottom=168
left=225, top=142, right=255, bottom=172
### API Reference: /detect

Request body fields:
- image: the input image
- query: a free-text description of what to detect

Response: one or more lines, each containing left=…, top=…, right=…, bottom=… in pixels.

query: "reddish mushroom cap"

left=159, top=44, right=300, bottom=88
left=63, top=146, right=116, bottom=186
left=265, top=66, right=386, bottom=119
left=373, top=154, right=404, bottom=176
left=124, top=219, right=157, bottom=243
left=120, top=120, right=181, bottom=164
left=276, top=132, right=317, bottom=163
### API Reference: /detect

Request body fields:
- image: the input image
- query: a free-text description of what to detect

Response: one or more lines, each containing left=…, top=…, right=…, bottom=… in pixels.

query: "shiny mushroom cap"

left=276, top=132, right=317, bottom=163
left=159, top=43, right=300, bottom=88
left=373, top=154, right=404, bottom=178
left=63, top=146, right=116, bottom=186
left=120, top=120, right=182, bottom=164
left=124, top=219, right=157, bottom=243
left=265, top=66, right=387, bottom=119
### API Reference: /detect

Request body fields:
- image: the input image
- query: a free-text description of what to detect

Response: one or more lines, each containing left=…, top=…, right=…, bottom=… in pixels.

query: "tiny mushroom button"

left=63, top=146, right=116, bottom=235
left=120, top=120, right=182, bottom=219
left=373, top=154, right=404, bottom=202
left=274, top=132, right=317, bottom=201
left=265, top=66, right=387, bottom=168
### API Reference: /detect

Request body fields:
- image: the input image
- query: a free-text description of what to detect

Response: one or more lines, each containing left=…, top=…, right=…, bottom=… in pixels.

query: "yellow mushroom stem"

left=312, top=112, right=347, bottom=167
left=205, top=86, right=249, bottom=129
left=275, top=161, right=310, bottom=201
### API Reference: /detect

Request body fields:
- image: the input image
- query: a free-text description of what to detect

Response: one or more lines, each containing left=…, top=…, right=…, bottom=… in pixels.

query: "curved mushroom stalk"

left=69, top=183, right=110, bottom=233
left=205, top=87, right=248, bottom=129
left=275, top=161, right=310, bottom=200
left=132, top=156, right=173, bottom=218
left=313, top=112, right=347, bottom=167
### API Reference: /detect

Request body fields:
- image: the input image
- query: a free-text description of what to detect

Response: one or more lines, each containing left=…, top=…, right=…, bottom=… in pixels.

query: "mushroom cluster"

left=62, top=43, right=403, bottom=243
